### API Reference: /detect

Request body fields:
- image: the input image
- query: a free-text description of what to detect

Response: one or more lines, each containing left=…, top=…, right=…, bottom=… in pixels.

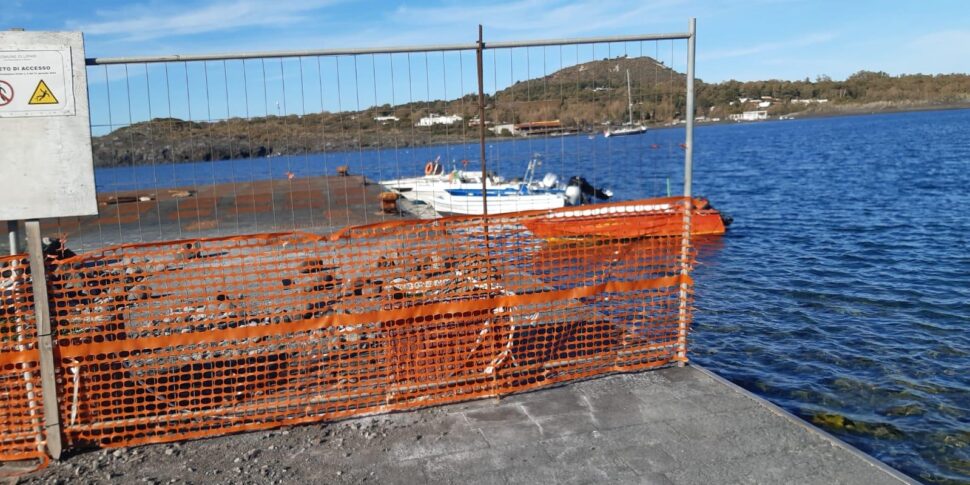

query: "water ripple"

left=690, top=110, right=970, bottom=484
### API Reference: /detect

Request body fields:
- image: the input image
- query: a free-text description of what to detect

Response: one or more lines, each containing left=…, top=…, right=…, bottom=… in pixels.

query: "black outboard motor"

left=565, top=176, right=613, bottom=205
left=42, top=237, right=76, bottom=261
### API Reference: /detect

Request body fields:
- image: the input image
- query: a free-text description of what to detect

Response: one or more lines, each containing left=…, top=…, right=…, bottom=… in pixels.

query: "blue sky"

left=4, top=0, right=969, bottom=82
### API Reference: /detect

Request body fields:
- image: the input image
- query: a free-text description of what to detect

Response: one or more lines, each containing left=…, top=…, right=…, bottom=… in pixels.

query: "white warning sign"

left=0, top=31, right=95, bottom=220
left=0, top=48, right=75, bottom=117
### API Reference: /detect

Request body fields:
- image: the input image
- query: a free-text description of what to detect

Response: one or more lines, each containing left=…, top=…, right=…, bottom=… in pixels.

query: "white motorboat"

left=429, top=156, right=569, bottom=215
left=603, top=70, right=647, bottom=138
left=431, top=186, right=566, bottom=215
left=379, top=157, right=510, bottom=205
left=603, top=125, right=647, bottom=137
left=428, top=156, right=618, bottom=215
left=383, top=154, right=614, bottom=216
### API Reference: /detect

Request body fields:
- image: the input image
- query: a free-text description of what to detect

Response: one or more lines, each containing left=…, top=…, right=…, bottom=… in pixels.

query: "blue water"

left=688, top=110, right=970, bottom=484
left=95, top=109, right=970, bottom=483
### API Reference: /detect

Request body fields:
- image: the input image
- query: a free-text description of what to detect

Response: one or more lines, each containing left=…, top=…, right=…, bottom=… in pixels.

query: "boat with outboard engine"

left=382, top=155, right=613, bottom=216
left=378, top=156, right=511, bottom=205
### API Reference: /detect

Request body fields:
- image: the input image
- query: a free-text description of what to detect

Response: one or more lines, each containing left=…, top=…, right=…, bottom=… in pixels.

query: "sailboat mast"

left=626, top=69, right=633, bottom=125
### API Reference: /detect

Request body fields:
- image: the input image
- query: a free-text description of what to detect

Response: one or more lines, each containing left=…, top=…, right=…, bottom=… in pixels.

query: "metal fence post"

left=7, top=220, right=17, bottom=255
left=25, top=220, right=63, bottom=459
left=476, top=25, right=500, bottom=397
left=676, top=17, right=697, bottom=365
left=683, top=18, right=695, bottom=198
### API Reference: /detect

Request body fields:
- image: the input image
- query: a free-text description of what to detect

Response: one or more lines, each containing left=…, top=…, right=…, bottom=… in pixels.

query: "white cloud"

left=69, top=0, right=339, bottom=41
left=391, top=0, right=688, bottom=39
left=76, top=0, right=694, bottom=63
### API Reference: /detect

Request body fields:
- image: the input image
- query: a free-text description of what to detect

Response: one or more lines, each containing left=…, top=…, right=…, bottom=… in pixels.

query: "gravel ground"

left=13, top=407, right=450, bottom=485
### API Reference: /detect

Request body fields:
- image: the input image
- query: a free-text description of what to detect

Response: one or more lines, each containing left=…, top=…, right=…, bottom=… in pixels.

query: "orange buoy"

left=425, top=161, right=435, bottom=175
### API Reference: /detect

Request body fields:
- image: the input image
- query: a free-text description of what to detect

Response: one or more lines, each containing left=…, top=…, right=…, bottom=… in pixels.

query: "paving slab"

left=12, top=365, right=917, bottom=485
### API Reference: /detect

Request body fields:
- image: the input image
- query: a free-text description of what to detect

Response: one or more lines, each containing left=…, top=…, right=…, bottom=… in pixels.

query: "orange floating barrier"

left=521, top=197, right=729, bottom=240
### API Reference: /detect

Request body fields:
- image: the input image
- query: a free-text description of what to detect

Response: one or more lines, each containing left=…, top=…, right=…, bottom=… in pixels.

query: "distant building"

left=490, top=123, right=517, bottom=135
left=791, top=98, right=830, bottom=104
left=416, top=114, right=462, bottom=127
left=729, top=110, right=768, bottom=122
left=758, top=101, right=771, bottom=108
left=373, top=115, right=399, bottom=123
left=514, top=120, right=564, bottom=136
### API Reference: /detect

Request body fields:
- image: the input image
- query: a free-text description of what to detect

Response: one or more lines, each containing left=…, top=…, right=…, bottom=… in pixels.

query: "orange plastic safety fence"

left=46, top=198, right=694, bottom=449
left=0, top=254, right=48, bottom=469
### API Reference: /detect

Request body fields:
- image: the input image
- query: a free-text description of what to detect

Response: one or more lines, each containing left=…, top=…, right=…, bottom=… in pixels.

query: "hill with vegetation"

left=697, top=71, right=970, bottom=117
left=91, top=57, right=970, bottom=167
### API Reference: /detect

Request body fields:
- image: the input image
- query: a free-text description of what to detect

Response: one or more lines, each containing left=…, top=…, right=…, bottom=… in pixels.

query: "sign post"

left=25, top=220, right=61, bottom=459
left=0, top=30, right=98, bottom=460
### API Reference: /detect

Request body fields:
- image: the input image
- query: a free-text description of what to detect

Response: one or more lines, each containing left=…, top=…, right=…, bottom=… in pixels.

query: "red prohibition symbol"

left=0, top=80, right=13, bottom=107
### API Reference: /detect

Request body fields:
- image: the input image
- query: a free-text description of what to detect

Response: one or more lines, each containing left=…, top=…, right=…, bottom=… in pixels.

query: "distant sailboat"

left=603, top=70, right=647, bottom=138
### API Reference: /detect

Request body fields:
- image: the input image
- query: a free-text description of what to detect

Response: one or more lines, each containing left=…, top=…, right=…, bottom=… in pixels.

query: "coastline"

left=767, top=100, right=970, bottom=121
left=91, top=103, right=970, bottom=169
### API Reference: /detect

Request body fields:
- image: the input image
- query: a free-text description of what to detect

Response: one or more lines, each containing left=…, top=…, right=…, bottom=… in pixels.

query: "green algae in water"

left=881, top=403, right=926, bottom=417
left=811, top=413, right=905, bottom=440
left=939, top=430, right=970, bottom=449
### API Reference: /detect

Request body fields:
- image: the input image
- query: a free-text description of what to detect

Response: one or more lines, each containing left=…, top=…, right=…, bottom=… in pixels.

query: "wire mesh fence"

left=0, top=25, right=698, bottom=469
left=0, top=33, right=695, bottom=253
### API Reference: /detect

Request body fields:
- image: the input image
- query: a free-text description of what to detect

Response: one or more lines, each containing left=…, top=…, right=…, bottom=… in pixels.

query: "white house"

left=729, top=110, right=769, bottom=122
left=373, top=115, right=399, bottom=123
left=416, top=114, right=463, bottom=127
left=489, top=123, right=517, bottom=135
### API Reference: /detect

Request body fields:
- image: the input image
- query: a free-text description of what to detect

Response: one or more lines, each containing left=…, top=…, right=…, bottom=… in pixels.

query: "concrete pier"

left=16, top=365, right=915, bottom=484
left=29, top=174, right=407, bottom=251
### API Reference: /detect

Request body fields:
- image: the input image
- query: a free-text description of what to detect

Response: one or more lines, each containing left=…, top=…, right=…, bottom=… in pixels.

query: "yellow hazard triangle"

left=28, top=80, right=58, bottom=105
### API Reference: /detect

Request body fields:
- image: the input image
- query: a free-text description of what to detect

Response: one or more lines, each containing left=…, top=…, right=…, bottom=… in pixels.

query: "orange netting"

left=17, top=198, right=693, bottom=450
left=0, top=254, right=48, bottom=469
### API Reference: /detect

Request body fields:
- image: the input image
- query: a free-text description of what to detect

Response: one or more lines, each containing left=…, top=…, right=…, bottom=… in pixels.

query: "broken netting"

left=39, top=200, right=691, bottom=448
